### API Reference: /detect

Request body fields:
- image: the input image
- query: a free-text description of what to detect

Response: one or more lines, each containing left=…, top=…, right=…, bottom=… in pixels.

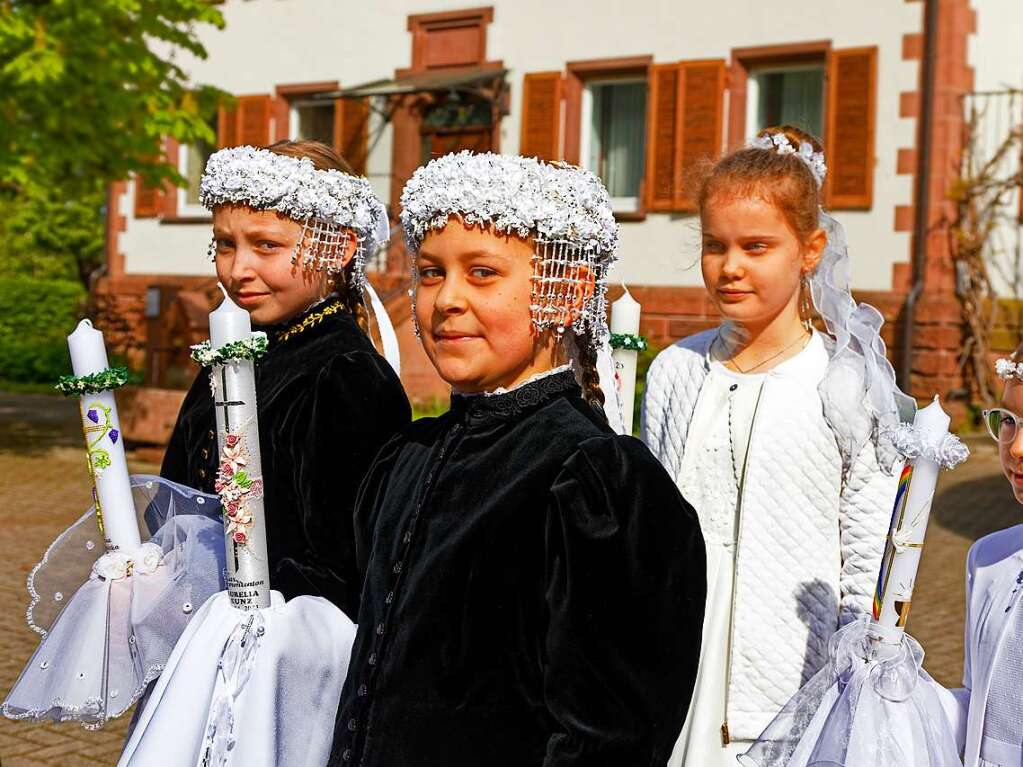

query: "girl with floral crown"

left=161, top=140, right=411, bottom=616
left=642, top=125, right=915, bottom=765
left=328, top=151, right=706, bottom=767
left=941, top=349, right=1023, bottom=767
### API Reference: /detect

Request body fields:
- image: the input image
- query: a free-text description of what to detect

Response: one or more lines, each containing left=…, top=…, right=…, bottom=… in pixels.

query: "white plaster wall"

left=967, top=0, right=1023, bottom=297
left=122, top=0, right=920, bottom=292
left=971, top=0, right=1023, bottom=92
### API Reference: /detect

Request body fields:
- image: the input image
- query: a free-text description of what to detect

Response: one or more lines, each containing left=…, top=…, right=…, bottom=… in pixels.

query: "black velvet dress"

left=160, top=299, right=411, bottom=616
left=329, top=368, right=706, bottom=767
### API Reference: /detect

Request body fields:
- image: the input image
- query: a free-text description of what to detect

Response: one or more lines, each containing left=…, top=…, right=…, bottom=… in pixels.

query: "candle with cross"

left=208, top=290, right=271, bottom=610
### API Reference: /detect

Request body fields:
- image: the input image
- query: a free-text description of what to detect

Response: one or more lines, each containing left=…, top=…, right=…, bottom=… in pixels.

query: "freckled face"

left=212, top=205, right=332, bottom=325
left=414, top=219, right=557, bottom=393
left=700, top=195, right=821, bottom=330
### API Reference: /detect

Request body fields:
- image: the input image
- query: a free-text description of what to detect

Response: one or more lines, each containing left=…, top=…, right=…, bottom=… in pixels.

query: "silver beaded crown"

left=200, top=145, right=389, bottom=293
left=399, top=151, right=619, bottom=344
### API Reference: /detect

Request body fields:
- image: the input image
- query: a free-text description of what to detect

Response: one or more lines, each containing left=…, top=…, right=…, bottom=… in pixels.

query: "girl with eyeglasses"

left=944, top=351, right=1023, bottom=767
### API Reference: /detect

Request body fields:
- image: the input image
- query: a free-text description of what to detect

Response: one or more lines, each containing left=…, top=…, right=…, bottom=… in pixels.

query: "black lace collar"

left=450, top=368, right=580, bottom=423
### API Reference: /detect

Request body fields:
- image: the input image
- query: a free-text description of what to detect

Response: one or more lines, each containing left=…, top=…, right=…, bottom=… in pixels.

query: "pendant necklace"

left=716, top=329, right=811, bottom=375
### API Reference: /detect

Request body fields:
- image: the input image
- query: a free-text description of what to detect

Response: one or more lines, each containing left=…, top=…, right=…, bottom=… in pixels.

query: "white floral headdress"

left=200, top=146, right=390, bottom=294
left=750, top=131, right=828, bottom=189
left=996, top=357, right=1023, bottom=380
left=399, top=151, right=619, bottom=345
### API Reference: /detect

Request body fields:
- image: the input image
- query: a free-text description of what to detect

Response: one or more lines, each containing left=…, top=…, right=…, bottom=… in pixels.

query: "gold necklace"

left=716, top=330, right=810, bottom=374
left=276, top=300, right=345, bottom=343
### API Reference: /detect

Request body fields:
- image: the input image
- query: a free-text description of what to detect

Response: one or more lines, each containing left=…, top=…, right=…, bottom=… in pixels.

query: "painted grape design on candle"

left=66, top=320, right=141, bottom=552
left=82, top=401, right=119, bottom=476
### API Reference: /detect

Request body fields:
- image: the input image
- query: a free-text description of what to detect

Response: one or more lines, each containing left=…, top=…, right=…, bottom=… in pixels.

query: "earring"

left=207, top=237, right=217, bottom=263
left=800, top=274, right=814, bottom=332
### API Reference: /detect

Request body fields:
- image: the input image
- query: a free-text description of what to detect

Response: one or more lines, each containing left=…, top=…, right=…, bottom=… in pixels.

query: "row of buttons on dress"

left=340, top=424, right=463, bottom=763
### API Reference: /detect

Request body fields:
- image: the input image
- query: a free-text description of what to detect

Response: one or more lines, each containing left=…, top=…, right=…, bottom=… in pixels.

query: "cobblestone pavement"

left=0, top=394, right=157, bottom=767
left=0, top=393, right=1019, bottom=763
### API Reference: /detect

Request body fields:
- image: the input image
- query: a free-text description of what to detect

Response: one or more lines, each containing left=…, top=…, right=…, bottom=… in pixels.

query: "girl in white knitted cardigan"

left=642, top=125, right=914, bottom=766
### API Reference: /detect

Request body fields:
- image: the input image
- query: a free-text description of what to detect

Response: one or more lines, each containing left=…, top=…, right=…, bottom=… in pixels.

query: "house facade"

left=96, top=0, right=1023, bottom=437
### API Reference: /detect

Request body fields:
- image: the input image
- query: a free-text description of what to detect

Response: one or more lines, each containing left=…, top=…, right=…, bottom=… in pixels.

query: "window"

left=177, top=127, right=216, bottom=217
left=746, top=64, right=825, bottom=139
left=581, top=79, right=647, bottom=212
left=291, top=100, right=336, bottom=146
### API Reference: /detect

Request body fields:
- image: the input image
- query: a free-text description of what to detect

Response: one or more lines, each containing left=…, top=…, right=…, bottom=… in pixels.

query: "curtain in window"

left=756, top=68, right=824, bottom=139
left=590, top=82, right=647, bottom=199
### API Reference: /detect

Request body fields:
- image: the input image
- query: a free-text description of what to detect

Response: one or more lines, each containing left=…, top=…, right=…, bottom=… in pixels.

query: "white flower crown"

left=749, top=132, right=828, bottom=189
left=200, top=146, right=388, bottom=252
left=996, top=358, right=1023, bottom=381
left=399, top=151, right=619, bottom=263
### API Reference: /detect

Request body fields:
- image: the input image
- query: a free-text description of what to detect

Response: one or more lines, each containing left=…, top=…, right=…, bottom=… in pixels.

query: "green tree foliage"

left=0, top=276, right=85, bottom=383
left=0, top=0, right=226, bottom=285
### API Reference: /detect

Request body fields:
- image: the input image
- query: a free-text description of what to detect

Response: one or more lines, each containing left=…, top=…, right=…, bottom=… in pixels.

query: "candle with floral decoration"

left=872, top=396, right=968, bottom=641
left=610, top=286, right=645, bottom=434
left=206, top=289, right=271, bottom=610
left=64, top=320, right=141, bottom=551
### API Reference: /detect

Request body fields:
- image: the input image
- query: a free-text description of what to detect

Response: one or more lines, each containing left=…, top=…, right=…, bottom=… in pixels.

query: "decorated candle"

left=207, top=289, right=271, bottom=610
left=872, top=397, right=967, bottom=641
left=610, top=287, right=643, bottom=434
left=67, top=320, right=141, bottom=551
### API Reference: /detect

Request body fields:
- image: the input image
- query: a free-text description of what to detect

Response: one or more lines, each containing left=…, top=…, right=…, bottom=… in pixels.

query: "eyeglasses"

left=983, top=408, right=1023, bottom=444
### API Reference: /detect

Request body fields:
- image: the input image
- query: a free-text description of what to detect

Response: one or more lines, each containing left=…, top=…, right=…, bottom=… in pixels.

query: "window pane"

left=587, top=81, right=646, bottom=200
left=295, top=103, right=336, bottom=146
left=755, top=67, right=824, bottom=138
left=184, top=138, right=214, bottom=207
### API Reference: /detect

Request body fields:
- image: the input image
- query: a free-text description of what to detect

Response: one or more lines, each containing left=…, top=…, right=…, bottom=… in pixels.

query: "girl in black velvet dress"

left=161, top=141, right=411, bottom=618
left=329, top=152, right=706, bottom=767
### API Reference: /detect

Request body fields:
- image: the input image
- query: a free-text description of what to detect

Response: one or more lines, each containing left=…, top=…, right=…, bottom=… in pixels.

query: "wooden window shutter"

left=645, top=64, right=682, bottom=211
left=218, top=105, right=239, bottom=148
left=825, top=47, right=877, bottom=209
left=237, top=95, right=272, bottom=147
left=134, top=175, right=163, bottom=218
left=677, top=60, right=726, bottom=209
left=520, top=72, right=562, bottom=161
left=335, top=97, right=370, bottom=176
left=645, top=61, right=725, bottom=212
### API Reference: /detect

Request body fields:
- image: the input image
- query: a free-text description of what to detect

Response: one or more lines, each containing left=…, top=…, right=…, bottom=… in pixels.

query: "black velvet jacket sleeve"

left=270, top=348, right=411, bottom=613
left=330, top=369, right=705, bottom=767
left=544, top=436, right=706, bottom=765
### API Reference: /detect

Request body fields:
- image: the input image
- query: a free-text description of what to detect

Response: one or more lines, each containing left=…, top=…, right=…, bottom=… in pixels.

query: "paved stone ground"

left=0, top=394, right=158, bottom=767
left=0, top=392, right=1019, bottom=763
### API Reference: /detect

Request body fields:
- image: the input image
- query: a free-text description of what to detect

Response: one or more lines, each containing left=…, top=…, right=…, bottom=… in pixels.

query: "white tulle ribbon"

left=886, top=422, right=970, bottom=470
left=741, top=617, right=962, bottom=767
left=91, top=542, right=164, bottom=581
left=813, top=212, right=917, bottom=476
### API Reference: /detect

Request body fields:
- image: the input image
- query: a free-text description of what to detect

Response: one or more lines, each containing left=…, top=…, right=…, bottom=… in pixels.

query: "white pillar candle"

left=67, top=320, right=141, bottom=551
left=610, top=287, right=642, bottom=434
left=872, top=396, right=951, bottom=640
left=208, top=289, right=271, bottom=610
